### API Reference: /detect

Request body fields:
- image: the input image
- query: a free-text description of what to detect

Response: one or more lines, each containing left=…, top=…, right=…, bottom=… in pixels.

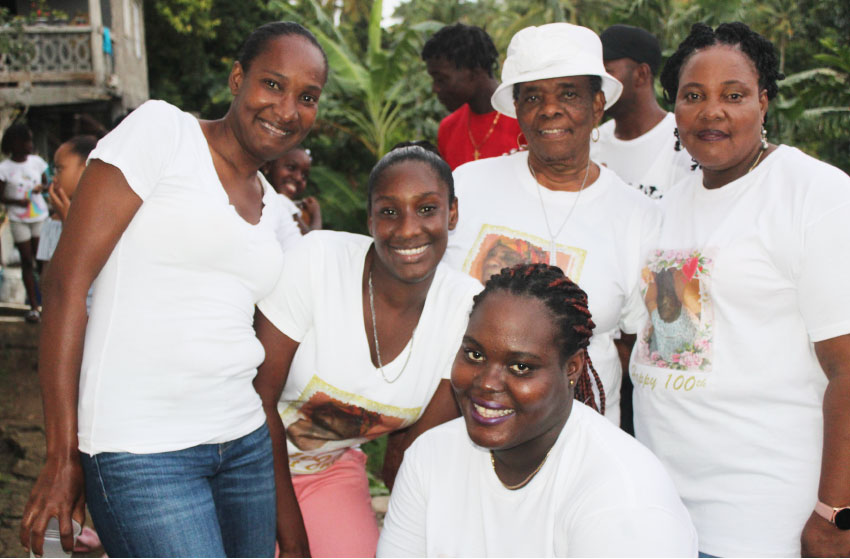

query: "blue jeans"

left=81, top=423, right=275, bottom=557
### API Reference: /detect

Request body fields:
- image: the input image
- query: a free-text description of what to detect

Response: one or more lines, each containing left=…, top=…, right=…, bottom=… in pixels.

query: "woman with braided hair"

left=378, top=263, right=697, bottom=557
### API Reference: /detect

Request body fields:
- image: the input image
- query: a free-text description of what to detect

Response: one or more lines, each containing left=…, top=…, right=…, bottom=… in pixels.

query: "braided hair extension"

left=472, top=263, right=606, bottom=415
left=421, top=23, right=500, bottom=78
left=660, top=22, right=784, bottom=106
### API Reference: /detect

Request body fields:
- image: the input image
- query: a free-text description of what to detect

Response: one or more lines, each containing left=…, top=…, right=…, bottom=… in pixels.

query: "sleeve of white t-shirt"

left=377, top=439, right=428, bottom=557
left=272, top=192, right=303, bottom=251
left=619, top=200, right=662, bottom=334
left=568, top=505, right=698, bottom=557
left=256, top=231, right=318, bottom=342
left=32, top=155, right=48, bottom=177
left=88, top=100, right=180, bottom=200
left=797, top=167, right=850, bottom=342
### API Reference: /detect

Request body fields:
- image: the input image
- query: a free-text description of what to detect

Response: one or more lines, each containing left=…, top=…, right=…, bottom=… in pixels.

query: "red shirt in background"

left=437, top=104, right=523, bottom=170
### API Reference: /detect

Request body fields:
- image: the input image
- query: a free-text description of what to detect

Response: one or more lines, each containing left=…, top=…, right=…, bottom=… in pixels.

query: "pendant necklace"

left=468, top=112, right=501, bottom=160
left=530, top=159, right=591, bottom=266
left=368, top=271, right=416, bottom=384
left=490, top=448, right=552, bottom=490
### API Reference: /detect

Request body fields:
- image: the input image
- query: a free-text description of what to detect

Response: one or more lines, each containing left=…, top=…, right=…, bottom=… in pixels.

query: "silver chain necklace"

left=368, top=271, right=416, bottom=384
left=529, top=159, right=590, bottom=266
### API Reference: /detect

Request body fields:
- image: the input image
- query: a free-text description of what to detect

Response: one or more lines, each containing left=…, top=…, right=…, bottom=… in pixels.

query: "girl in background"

left=0, top=123, right=49, bottom=322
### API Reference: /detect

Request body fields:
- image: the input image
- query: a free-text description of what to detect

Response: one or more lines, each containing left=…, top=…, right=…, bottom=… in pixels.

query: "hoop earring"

left=760, top=126, right=768, bottom=149
left=674, top=127, right=681, bottom=152
left=591, top=126, right=600, bottom=143
left=516, top=132, right=527, bottom=151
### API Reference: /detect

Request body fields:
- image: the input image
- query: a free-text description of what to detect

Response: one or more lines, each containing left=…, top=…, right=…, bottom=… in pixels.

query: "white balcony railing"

left=0, top=25, right=107, bottom=86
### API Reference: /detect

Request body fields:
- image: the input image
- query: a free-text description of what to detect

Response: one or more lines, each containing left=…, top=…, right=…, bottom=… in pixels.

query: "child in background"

left=37, top=136, right=98, bottom=270
left=264, top=146, right=322, bottom=235
left=0, top=123, right=49, bottom=323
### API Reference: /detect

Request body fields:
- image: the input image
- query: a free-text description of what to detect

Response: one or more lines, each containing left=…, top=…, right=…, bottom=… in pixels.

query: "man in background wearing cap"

left=422, top=24, right=522, bottom=170
left=443, top=22, right=661, bottom=429
left=591, top=24, right=693, bottom=199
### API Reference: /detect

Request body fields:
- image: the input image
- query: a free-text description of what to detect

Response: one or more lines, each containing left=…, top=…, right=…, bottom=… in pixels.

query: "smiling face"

left=266, top=148, right=311, bottom=199
left=368, top=160, right=458, bottom=285
left=426, top=57, right=477, bottom=112
left=228, top=34, right=326, bottom=165
left=451, top=291, right=580, bottom=452
left=674, top=44, right=767, bottom=183
left=51, top=143, right=87, bottom=199
left=514, top=75, right=605, bottom=169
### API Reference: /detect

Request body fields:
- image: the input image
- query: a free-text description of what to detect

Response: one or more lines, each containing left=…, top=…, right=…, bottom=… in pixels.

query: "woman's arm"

left=382, top=379, right=459, bottom=490
left=18, top=160, right=143, bottom=556
left=802, top=333, right=850, bottom=557
left=253, top=310, right=311, bottom=557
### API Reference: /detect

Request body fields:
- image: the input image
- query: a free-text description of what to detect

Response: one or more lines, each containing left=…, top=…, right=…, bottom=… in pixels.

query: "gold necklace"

left=467, top=111, right=501, bottom=160
left=747, top=145, right=767, bottom=174
left=490, top=448, right=552, bottom=490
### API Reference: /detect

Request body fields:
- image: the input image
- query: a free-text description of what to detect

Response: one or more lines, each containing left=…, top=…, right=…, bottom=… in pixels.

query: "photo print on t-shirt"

left=462, top=225, right=587, bottom=284
left=280, top=375, right=421, bottom=474
left=635, top=250, right=714, bottom=372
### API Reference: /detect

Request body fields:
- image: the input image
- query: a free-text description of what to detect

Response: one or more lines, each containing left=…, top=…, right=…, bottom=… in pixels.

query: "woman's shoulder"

left=771, top=145, right=850, bottom=186
left=453, top=151, right=527, bottom=192
left=290, top=230, right=371, bottom=268
left=433, top=263, right=484, bottom=297
left=408, top=417, right=471, bottom=457
left=562, top=405, right=679, bottom=498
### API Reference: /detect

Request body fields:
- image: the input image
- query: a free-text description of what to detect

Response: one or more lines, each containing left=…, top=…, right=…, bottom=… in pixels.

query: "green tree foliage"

left=144, top=0, right=849, bottom=234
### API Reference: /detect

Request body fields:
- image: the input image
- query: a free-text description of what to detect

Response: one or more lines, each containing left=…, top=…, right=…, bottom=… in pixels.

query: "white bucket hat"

left=491, top=23, right=623, bottom=118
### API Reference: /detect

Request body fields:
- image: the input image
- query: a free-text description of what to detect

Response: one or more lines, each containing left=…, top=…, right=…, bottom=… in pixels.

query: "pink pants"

left=292, top=449, right=379, bottom=558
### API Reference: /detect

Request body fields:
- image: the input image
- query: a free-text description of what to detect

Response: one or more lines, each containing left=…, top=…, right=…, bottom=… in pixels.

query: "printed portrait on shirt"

left=463, top=225, right=587, bottom=284
left=635, top=250, right=714, bottom=371
left=280, top=375, right=421, bottom=473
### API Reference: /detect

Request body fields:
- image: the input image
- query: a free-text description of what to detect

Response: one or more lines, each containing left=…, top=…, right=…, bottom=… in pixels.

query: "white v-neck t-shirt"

left=79, top=100, right=287, bottom=454
left=258, top=231, right=483, bottom=474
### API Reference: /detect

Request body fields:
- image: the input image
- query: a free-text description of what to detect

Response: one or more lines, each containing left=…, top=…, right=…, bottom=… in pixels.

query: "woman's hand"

left=49, top=183, right=72, bottom=221
left=19, top=160, right=143, bottom=557
left=19, top=456, right=86, bottom=556
left=301, top=196, right=322, bottom=231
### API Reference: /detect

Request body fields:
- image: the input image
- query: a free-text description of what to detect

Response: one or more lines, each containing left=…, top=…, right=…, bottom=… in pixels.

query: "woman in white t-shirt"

left=377, top=263, right=697, bottom=557
left=0, top=123, right=49, bottom=322
left=20, top=22, right=327, bottom=558
left=254, top=143, right=483, bottom=557
left=443, top=23, right=662, bottom=427
left=630, top=22, right=850, bottom=557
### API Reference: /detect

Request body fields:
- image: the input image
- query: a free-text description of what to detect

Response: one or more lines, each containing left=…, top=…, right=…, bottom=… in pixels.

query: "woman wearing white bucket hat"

left=443, top=23, right=662, bottom=427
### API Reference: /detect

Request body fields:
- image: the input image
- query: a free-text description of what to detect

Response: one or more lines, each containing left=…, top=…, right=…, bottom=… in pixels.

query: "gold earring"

left=516, top=132, right=527, bottom=151
left=592, top=126, right=600, bottom=143
left=569, top=379, right=575, bottom=387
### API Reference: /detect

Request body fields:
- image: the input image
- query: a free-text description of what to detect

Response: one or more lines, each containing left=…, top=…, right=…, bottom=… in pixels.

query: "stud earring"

left=674, top=127, right=681, bottom=152
left=569, top=379, right=575, bottom=387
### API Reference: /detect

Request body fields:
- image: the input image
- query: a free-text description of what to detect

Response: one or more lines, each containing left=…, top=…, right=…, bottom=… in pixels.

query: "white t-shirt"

left=276, top=193, right=303, bottom=247
left=590, top=113, right=695, bottom=199
left=630, top=145, right=850, bottom=557
left=0, top=155, right=49, bottom=222
left=79, top=100, right=286, bottom=454
left=444, top=151, right=661, bottom=425
left=258, top=231, right=482, bottom=474
left=378, top=404, right=698, bottom=557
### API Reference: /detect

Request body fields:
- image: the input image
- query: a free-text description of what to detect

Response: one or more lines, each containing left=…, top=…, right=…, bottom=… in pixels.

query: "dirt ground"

left=1, top=315, right=45, bottom=558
